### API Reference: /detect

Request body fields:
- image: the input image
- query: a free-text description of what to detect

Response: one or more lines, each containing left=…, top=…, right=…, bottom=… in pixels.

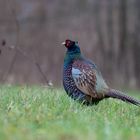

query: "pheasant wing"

left=72, top=60, right=98, bottom=97
left=72, top=60, right=108, bottom=98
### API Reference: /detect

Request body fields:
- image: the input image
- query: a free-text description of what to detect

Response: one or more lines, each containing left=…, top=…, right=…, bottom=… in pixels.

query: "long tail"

left=106, top=89, right=140, bottom=106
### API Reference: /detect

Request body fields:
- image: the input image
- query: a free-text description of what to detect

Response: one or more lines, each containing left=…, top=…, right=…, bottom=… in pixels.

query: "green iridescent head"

left=62, top=39, right=81, bottom=54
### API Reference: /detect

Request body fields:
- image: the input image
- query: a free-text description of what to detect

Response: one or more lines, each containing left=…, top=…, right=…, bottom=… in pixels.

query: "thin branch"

left=2, top=0, right=19, bottom=83
left=10, top=45, right=50, bottom=85
left=2, top=0, right=50, bottom=86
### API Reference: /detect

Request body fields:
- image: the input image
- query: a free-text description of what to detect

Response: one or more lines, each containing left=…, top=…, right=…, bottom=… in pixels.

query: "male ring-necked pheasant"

left=62, top=39, right=140, bottom=106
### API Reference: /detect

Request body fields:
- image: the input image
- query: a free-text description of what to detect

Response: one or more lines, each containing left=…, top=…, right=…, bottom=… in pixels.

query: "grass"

left=0, top=85, right=140, bottom=140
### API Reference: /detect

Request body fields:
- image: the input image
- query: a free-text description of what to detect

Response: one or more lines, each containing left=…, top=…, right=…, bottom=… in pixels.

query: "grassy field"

left=0, top=86, right=140, bottom=140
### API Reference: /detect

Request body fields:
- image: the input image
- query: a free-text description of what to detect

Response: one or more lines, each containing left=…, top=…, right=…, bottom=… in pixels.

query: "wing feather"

left=72, top=60, right=108, bottom=98
left=72, top=60, right=97, bottom=97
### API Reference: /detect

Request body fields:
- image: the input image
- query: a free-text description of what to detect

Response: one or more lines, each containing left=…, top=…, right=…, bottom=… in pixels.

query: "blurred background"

left=0, top=0, right=140, bottom=89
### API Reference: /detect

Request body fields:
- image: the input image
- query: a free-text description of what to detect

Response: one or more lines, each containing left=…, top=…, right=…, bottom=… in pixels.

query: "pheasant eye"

left=64, top=39, right=75, bottom=48
left=66, top=40, right=71, bottom=47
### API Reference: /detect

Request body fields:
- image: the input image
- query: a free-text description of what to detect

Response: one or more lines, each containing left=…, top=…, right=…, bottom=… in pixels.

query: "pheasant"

left=62, top=39, right=140, bottom=106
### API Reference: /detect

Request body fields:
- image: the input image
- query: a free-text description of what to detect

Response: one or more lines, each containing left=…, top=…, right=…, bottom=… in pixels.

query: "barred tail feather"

left=106, top=89, right=140, bottom=106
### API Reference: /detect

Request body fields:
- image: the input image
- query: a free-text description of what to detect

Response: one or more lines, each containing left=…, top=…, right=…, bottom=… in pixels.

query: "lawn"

left=0, top=85, right=140, bottom=140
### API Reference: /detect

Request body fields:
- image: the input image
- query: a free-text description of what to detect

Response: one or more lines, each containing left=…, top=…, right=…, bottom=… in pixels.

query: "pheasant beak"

left=62, top=42, right=66, bottom=45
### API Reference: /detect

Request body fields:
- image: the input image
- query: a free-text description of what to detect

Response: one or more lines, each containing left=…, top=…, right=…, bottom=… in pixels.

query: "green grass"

left=0, top=86, right=140, bottom=140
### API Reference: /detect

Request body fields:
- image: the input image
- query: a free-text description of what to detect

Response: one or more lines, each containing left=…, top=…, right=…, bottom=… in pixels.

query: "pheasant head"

left=62, top=39, right=81, bottom=54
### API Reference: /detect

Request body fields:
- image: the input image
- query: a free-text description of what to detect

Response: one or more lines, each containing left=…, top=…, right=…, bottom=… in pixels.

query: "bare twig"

left=8, top=45, right=50, bottom=85
left=2, top=0, right=51, bottom=86
left=1, top=0, right=19, bottom=83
